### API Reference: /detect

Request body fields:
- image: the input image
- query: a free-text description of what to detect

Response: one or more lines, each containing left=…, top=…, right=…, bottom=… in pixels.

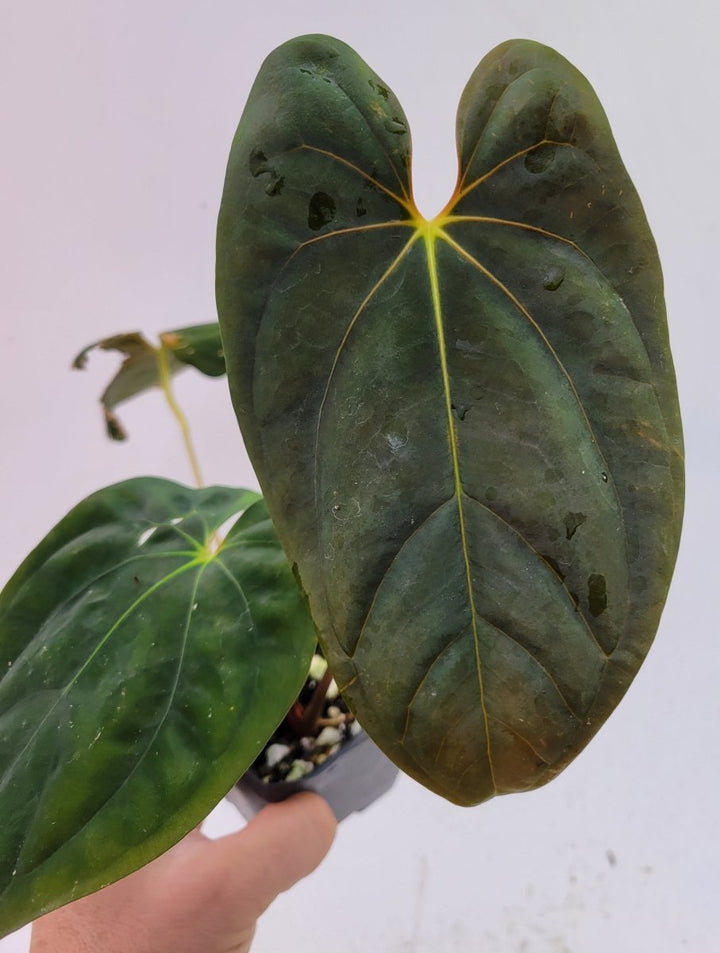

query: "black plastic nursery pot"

left=227, top=729, right=399, bottom=822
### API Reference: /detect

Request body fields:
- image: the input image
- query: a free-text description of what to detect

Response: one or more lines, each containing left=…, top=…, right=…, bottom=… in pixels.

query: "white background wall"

left=1, top=1, right=718, bottom=950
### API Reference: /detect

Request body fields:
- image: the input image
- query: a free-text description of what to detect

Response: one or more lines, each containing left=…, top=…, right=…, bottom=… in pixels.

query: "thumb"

left=207, top=792, right=337, bottom=917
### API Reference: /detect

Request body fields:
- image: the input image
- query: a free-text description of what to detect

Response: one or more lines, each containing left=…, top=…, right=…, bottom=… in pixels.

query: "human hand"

left=29, top=792, right=336, bottom=953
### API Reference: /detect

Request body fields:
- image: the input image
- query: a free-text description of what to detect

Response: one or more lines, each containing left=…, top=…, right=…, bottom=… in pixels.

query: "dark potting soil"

left=251, top=673, right=361, bottom=784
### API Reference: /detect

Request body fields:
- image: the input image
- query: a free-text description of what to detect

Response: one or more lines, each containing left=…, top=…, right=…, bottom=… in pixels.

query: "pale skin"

left=30, top=793, right=336, bottom=953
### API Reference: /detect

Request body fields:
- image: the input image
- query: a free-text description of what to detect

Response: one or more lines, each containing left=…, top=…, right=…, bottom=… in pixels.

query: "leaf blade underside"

left=216, top=36, right=684, bottom=805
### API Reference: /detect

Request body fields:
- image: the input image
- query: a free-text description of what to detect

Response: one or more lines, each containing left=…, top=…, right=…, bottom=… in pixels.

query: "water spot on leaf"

left=331, top=498, right=361, bottom=521
left=384, top=116, right=407, bottom=136
left=299, top=63, right=335, bottom=84
left=543, top=266, right=565, bottom=291
left=308, top=192, right=336, bottom=230
left=249, top=148, right=284, bottom=195
left=369, top=78, right=389, bottom=100
left=451, top=401, right=470, bottom=420
left=601, top=471, right=608, bottom=483
left=249, top=148, right=269, bottom=177
left=564, top=512, right=586, bottom=540
left=385, top=431, right=408, bottom=453
left=588, top=573, right=607, bottom=617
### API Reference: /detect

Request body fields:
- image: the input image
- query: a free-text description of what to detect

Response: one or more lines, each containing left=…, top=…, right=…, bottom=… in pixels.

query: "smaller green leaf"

left=72, top=323, right=225, bottom=440
left=0, top=478, right=316, bottom=938
left=159, top=324, right=226, bottom=378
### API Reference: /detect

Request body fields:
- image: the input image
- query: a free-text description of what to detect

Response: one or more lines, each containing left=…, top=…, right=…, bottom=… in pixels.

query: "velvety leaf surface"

left=73, top=324, right=225, bottom=439
left=0, top=479, right=316, bottom=936
left=216, top=37, right=684, bottom=805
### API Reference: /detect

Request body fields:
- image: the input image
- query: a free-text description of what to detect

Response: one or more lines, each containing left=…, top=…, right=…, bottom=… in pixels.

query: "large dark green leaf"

left=216, top=36, right=684, bottom=806
left=0, top=479, right=316, bottom=936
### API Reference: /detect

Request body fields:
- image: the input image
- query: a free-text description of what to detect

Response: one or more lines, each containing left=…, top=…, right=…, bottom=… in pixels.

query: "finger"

left=151, top=824, right=209, bottom=867
left=207, top=792, right=337, bottom=917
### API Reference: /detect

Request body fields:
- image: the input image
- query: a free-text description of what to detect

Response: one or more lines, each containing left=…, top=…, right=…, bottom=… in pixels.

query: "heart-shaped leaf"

left=0, top=479, right=316, bottom=936
left=217, top=36, right=684, bottom=805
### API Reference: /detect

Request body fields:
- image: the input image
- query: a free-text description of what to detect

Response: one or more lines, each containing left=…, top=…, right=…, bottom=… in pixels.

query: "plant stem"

left=156, top=344, right=204, bottom=488
left=287, top=666, right=335, bottom=738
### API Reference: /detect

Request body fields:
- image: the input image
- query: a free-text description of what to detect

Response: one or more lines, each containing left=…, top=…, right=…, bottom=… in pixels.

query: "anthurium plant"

left=0, top=35, right=683, bottom=938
